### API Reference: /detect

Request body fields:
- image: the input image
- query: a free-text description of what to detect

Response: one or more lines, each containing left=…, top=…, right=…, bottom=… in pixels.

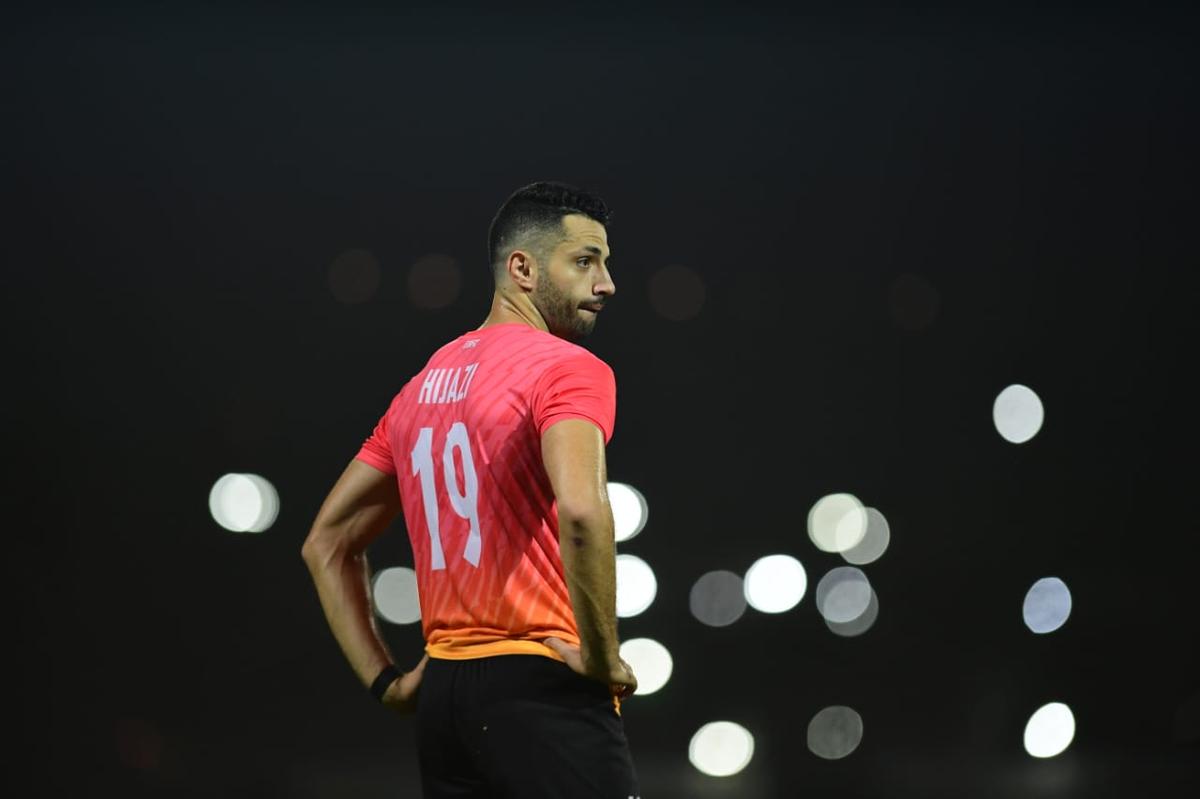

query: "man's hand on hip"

left=382, top=654, right=430, bottom=714
left=544, top=637, right=638, bottom=699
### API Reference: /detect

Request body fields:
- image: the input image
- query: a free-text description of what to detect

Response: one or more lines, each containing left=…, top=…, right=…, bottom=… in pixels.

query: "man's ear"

left=507, top=251, right=536, bottom=290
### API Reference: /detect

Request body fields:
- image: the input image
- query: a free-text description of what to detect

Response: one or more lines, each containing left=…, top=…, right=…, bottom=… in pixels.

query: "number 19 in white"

left=411, top=422, right=482, bottom=570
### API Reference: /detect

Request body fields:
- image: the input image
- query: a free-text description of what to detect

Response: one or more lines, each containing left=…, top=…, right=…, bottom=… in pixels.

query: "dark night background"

left=5, top=2, right=1198, bottom=797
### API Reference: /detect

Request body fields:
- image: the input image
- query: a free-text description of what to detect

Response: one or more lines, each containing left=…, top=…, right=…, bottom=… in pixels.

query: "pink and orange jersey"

left=355, top=323, right=615, bottom=663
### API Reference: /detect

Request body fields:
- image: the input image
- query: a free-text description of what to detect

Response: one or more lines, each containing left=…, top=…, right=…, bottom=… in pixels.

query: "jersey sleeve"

left=355, top=406, right=397, bottom=475
left=532, top=352, right=617, bottom=443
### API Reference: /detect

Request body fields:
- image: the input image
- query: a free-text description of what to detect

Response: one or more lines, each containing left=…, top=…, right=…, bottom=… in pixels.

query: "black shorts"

left=415, top=654, right=640, bottom=799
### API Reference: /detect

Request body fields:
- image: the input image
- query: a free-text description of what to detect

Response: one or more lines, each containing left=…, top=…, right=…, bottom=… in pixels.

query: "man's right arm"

left=541, top=418, right=634, bottom=692
left=301, top=458, right=425, bottom=707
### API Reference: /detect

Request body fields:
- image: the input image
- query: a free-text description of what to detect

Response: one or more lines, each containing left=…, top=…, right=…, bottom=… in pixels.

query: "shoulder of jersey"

left=479, top=326, right=608, bottom=365
left=539, top=333, right=612, bottom=373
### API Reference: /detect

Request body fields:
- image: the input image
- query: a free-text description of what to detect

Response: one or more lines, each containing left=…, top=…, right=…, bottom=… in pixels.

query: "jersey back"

left=355, top=323, right=616, bottom=661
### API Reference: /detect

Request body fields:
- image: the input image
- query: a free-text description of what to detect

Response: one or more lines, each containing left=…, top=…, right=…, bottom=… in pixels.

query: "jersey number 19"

left=411, top=423, right=482, bottom=570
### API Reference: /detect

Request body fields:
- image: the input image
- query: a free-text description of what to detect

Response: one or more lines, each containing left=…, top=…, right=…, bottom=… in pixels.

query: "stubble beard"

left=534, top=268, right=596, bottom=341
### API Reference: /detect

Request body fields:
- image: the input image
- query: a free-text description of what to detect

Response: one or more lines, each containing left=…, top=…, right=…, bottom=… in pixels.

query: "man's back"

left=355, top=322, right=617, bottom=661
left=303, top=182, right=639, bottom=798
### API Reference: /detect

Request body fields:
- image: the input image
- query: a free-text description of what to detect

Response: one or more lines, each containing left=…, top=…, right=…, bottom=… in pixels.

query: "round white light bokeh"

left=807, top=493, right=868, bottom=553
left=619, top=638, right=673, bottom=696
left=744, top=554, right=807, bottom=613
left=690, top=570, right=748, bottom=627
left=1023, top=576, right=1072, bottom=634
left=372, top=566, right=421, bottom=624
left=689, top=721, right=755, bottom=777
left=609, top=482, right=649, bottom=543
left=615, top=554, right=657, bottom=618
left=826, top=589, right=879, bottom=637
left=807, top=705, right=864, bottom=759
left=1024, top=702, right=1076, bottom=758
left=841, top=507, right=891, bottom=565
left=209, top=473, right=279, bottom=533
left=993, top=384, right=1045, bottom=444
left=815, top=566, right=873, bottom=624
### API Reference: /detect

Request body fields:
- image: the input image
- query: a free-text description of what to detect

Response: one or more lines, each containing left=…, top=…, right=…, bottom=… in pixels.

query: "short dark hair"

left=487, top=181, right=612, bottom=274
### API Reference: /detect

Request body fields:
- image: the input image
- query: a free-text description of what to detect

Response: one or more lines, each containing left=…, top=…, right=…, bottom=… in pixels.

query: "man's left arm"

left=301, top=458, right=427, bottom=711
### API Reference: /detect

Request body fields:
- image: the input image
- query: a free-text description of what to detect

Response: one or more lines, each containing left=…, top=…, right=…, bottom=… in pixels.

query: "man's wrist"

left=581, top=644, right=623, bottom=670
left=369, top=664, right=402, bottom=702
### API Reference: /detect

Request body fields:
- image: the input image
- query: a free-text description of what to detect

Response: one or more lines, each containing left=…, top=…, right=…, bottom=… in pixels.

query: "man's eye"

left=577, top=258, right=590, bottom=267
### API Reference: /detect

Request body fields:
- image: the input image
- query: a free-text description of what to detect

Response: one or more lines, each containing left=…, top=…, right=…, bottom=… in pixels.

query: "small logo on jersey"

left=417, top=363, right=479, bottom=404
left=462, top=338, right=479, bottom=349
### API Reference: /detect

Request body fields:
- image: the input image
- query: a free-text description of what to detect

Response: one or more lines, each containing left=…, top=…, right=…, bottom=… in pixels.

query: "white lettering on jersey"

left=416, top=363, right=480, bottom=405
left=458, top=363, right=479, bottom=401
left=430, top=369, right=448, bottom=402
left=436, top=369, right=454, bottom=403
left=417, top=369, right=440, bottom=404
left=443, top=368, right=461, bottom=402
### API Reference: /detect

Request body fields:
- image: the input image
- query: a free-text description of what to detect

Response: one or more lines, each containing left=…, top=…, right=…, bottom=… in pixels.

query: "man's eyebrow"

left=577, top=245, right=612, bottom=263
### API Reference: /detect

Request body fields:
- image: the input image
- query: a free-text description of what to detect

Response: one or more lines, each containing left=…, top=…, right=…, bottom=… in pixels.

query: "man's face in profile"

left=533, top=214, right=615, bottom=341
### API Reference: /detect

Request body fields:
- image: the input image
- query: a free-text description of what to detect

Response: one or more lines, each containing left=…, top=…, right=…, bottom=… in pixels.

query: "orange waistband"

left=423, top=638, right=622, bottom=715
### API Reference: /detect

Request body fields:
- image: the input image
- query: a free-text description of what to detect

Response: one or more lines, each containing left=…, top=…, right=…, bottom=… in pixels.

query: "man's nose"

left=594, top=266, right=615, bottom=298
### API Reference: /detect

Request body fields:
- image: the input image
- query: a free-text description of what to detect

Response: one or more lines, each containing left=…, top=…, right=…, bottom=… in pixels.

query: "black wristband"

left=370, top=664, right=402, bottom=703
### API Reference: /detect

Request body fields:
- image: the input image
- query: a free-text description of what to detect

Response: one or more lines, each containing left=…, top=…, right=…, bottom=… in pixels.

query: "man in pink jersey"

left=302, top=181, right=640, bottom=798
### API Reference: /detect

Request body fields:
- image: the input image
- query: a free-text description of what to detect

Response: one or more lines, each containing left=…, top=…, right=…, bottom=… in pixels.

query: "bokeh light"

left=408, top=253, right=462, bottom=310
left=825, top=588, right=879, bottom=637
left=690, top=570, right=748, bottom=627
left=841, top=507, right=891, bottom=565
left=815, top=566, right=873, bottom=624
left=1023, top=576, right=1072, bottom=634
left=372, top=566, right=421, bottom=625
left=619, top=637, right=673, bottom=696
left=807, top=493, right=868, bottom=553
left=689, top=721, right=755, bottom=777
left=648, top=264, right=706, bottom=321
left=807, top=705, right=864, bottom=759
left=1024, top=702, right=1076, bottom=758
left=114, top=718, right=164, bottom=772
left=609, top=481, right=649, bottom=543
left=993, top=384, right=1045, bottom=444
left=208, top=473, right=279, bottom=533
left=744, top=554, right=807, bottom=613
left=615, top=554, right=657, bottom=618
left=328, top=248, right=381, bottom=304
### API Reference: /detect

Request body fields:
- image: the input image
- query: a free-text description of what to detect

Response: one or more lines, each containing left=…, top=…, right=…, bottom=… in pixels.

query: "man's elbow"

left=557, top=504, right=611, bottom=547
left=300, top=533, right=322, bottom=566
left=301, top=525, right=339, bottom=566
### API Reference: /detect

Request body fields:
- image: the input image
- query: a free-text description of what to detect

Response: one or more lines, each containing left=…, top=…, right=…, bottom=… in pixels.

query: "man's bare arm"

left=541, top=418, right=632, bottom=689
left=301, top=458, right=408, bottom=690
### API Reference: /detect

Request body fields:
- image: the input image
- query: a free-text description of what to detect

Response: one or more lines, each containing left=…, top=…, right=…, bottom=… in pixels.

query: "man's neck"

left=478, top=291, right=548, bottom=333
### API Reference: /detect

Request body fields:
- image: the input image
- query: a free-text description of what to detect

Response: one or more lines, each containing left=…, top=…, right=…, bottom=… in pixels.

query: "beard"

left=533, top=268, right=597, bottom=341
